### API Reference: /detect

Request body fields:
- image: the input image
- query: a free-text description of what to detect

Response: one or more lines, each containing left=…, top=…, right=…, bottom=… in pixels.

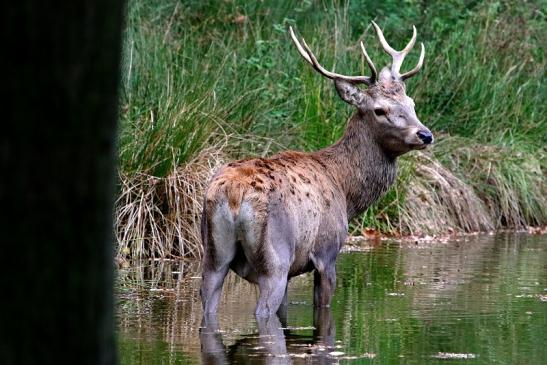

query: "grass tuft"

left=400, top=152, right=494, bottom=235
left=116, top=146, right=225, bottom=259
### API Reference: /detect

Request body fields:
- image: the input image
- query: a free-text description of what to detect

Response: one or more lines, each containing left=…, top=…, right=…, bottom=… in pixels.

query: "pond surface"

left=116, top=233, right=546, bottom=364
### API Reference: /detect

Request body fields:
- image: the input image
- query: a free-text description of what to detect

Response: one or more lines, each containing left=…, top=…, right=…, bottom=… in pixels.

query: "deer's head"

left=290, top=22, right=433, bottom=156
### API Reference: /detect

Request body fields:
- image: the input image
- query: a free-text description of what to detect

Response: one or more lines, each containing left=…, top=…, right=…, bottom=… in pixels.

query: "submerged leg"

left=313, top=264, right=336, bottom=307
left=200, top=314, right=228, bottom=365
left=201, top=263, right=230, bottom=314
left=313, top=306, right=335, bottom=347
left=255, top=272, right=289, bottom=317
left=256, top=315, right=288, bottom=357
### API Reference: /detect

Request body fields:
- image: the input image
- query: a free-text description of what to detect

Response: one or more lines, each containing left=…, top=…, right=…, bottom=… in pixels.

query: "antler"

left=360, top=41, right=377, bottom=83
left=289, top=26, right=376, bottom=86
left=289, top=23, right=424, bottom=84
left=371, top=21, right=425, bottom=80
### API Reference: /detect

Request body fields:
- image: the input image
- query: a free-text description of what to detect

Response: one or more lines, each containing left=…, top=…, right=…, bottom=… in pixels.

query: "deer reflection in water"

left=200, top=308, right=336, bottom=364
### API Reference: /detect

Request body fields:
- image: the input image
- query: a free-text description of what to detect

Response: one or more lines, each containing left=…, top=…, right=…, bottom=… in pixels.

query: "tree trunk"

left=1, top=1, right=125, bottom=364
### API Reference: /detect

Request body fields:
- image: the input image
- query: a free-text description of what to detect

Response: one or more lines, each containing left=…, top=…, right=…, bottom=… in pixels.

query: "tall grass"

left=117, top=0, right=546, bottom=258
left=413, top=2, right=545, bottom=146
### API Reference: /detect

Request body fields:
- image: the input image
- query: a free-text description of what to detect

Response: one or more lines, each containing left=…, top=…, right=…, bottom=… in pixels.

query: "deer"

left=200, top=22, right=433, bottom=318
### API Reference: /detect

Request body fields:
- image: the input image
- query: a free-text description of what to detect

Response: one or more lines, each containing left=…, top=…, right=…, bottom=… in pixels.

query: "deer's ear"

left=334, top=79, right=367, bottom=107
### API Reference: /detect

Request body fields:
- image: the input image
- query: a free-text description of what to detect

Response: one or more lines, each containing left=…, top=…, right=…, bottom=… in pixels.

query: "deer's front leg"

left=256, top=315, right=288, bottom=358
left=313, top=264, right=336, bottom=307
left=313, top=306, right=335, bottom=347
left=200, top=315, right=228, bottom=364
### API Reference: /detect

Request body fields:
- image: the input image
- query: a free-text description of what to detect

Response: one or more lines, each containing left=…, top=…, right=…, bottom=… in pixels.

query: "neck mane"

left=314, top=113, right=397, bottom=220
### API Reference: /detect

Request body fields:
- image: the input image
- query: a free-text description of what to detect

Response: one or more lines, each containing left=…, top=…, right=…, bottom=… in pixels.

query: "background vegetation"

left=116, top=0, right=546, bottom=259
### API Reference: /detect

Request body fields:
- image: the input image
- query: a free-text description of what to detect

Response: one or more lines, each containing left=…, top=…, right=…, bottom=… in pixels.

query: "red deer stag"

left=201, top=22, right=433, bottom=317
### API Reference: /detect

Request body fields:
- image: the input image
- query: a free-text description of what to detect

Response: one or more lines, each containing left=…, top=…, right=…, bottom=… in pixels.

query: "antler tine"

left=371, top=21, right=420, bottom=77
left=402, top=25, right=417, bottom=55
left=371, top=21, right=397, bottom=55
left=289, top=26, right=312, bottom=65
left=360, top=41, right=377, bottom=83
left=401, top=42, right=425, bottom=80
left=289, top=26, right=373, bottom=85
left=299, top=39, right=340, bottom=80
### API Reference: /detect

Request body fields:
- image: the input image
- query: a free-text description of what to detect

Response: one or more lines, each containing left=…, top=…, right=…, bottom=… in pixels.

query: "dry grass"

left=396, top=138, right=546, bottom=236
left=433, top=137, right=546, bottom=229
left=115, top=147, right=225, bottom=259
left=400, top=152, right=494, bottom=235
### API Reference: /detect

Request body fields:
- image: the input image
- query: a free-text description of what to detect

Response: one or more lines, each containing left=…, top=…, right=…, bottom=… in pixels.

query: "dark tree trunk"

left=1, top=1, right=125, bottom=364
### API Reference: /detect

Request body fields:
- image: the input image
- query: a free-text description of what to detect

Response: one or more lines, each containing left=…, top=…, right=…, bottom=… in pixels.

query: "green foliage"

left=413, top=1, right=546, bottom=145
left=119, top=0, right=546, bottom=233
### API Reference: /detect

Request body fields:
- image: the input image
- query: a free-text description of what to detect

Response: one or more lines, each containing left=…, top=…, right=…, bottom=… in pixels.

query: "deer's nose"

left=416, top=130, right=433, bottom=144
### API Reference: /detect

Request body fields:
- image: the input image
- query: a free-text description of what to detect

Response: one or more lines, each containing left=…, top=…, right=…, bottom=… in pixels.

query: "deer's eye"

left=374, top=108, right=386, bottom=117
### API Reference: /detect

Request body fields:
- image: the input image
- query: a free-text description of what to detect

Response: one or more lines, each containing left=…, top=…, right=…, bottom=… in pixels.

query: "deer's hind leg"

left=200, top=204, right=237, bottom=314
left=252, top=211, right=292, bottom=317
left=255, top=269, right=289, bottom=317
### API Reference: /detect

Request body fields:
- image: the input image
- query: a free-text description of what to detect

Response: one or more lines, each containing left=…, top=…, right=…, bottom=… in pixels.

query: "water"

left=117, top=233, right=547, bottom=364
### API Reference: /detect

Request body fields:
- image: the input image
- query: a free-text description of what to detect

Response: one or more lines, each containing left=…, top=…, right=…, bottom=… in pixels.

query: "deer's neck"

left=315, top=113, right=397, bottom=220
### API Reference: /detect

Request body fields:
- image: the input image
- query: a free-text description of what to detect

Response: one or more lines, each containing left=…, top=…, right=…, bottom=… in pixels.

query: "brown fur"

left=205, top=150, right=338, bottom=222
